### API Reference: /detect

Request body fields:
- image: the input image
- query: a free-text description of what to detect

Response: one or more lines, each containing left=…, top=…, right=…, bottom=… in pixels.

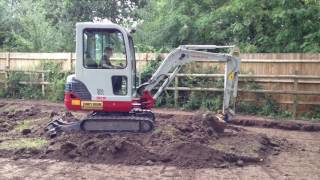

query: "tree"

left=42, top=0, right=147, bottom=51
left=0, top=0, right=147, bottom=52
left=135, top=0, right=320, bottom=53
left=0, top=0, right=17, bottom=51
left=10, top=0, right=63, bottom=52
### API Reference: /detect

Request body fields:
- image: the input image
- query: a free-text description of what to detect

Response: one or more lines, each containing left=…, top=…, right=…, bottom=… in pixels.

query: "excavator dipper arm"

left=138, top=45, right=241, bottom=121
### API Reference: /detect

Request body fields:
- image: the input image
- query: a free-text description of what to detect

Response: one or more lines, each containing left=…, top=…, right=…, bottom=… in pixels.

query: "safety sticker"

left=228, top=72, right=234, bottom=80
left=81, top=101, right=103, bottom=110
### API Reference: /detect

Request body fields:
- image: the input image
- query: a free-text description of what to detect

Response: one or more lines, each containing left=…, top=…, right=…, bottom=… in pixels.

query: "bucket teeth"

left=44, top=118, right=81, bottom=137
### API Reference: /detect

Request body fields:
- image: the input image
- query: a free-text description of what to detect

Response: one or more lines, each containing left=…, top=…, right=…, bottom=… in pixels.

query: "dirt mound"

left=0, top=102, right=288, bottom=168
left=47, top=134, right=159, bottom=165
left=160, top=142, right=227, bottom=167
left=37, top=112, right=285, bottom=168
left=48, top=132, right=274, bottom=168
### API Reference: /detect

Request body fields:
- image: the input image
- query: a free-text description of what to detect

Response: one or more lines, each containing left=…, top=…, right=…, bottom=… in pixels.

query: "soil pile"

left=0, top=102, right=287, bottom=168
left=42, top=112, right=284, bottom=168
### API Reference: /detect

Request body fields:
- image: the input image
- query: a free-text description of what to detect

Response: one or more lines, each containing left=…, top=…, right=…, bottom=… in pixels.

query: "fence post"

left=5, top=52, right=10, bottom=69
left=174, top=76, right=179, bottom=107
left=4, top=69, right=8, bottom=91
left=4, top=52, right=10, bottom=91
left=41, top=72, right=45, bottom=96
left=292, top=71, right=298, bottom=119
left=68, top=53, right=73, bottom=71
left=138, top=72, right=142, bottom=86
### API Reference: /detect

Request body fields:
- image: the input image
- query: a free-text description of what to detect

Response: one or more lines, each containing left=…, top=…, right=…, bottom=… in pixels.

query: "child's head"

left=104, top=47, right=113, bottom=58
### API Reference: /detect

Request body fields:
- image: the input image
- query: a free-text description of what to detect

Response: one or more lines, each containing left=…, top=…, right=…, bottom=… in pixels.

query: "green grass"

left=15, top=121, right=31, bottom=132
left=0, top=138, right=47, bottom=150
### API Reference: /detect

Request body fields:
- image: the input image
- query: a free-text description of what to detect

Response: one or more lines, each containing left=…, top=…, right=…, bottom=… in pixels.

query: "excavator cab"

left=65, top=22, right=138, bottom=113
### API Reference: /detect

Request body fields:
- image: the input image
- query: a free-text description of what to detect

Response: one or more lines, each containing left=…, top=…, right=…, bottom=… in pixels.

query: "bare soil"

left=46, top=113, right=282, bottom=168
left=0, top=99, right=320, bottom=179
left=0, top=100, right=287, bottom=169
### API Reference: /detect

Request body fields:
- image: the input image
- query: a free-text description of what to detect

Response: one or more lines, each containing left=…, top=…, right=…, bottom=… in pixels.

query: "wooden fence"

left=0, top=52, right=320, bottom=116
left=0, top=52, right=158, bottom=71
left=166, top=73, right=320, bottom=118
left=0, top=69, right=49, bottom=96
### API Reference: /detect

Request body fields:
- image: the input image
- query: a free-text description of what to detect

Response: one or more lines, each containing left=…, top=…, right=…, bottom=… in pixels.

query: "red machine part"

left=64, top=91, right=155, bottom=112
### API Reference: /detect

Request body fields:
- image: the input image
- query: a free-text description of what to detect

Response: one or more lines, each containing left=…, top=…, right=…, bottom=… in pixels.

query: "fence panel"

left=0, top=52, right=319, bottom=115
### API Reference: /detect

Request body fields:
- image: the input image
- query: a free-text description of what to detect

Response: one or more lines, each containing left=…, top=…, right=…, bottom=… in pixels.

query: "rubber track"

left=80, top=113, right=155, bottom=133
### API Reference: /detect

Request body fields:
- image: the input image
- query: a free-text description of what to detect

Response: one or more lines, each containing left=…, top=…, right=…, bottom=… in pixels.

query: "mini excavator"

left=45, top=22, right=240, bottom=135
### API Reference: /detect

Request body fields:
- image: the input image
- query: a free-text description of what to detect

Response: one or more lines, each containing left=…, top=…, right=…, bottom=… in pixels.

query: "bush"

left=182, top=92, right=202, bottom=110
left=6, top=71, right=25, bottom=97
left=48, top=78, right=65, bottom=102
left=139, top=54, right=162, bottom=84
left=0, top=62, right=70, bottom=102
left=5, top=71, right=43, bottom=99
left=0, top=88, right=5, bottom=98
left=155, top=91, right=175, bottom=108
left=42, top=62, right=70, bottom=102
left=201, top=95, right=223, bottom=112
left=300, top=106, right=320, bottom=121
left=181, top=91, right=223, bottom=112
left=237, top=95, right=292, bottom=119
left=238, top=101, right=259, bottom=114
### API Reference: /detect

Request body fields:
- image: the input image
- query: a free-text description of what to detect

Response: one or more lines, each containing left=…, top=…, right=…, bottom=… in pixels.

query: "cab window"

left=83, top=29, right=127, bottom=69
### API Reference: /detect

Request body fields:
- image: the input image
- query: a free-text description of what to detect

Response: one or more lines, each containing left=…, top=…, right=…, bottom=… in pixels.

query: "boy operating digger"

left=101, top=46, right=123, bottom=95
left=101, top=47, right=114, bottom=68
